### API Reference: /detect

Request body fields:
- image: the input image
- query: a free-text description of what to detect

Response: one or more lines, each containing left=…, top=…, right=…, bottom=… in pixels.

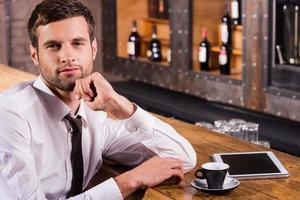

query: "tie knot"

left=64, top=115, right=82, bottom=134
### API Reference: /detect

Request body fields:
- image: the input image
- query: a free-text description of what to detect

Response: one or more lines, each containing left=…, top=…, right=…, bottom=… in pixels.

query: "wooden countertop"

left=1, top=64, right=300, bottom=199
left=142, top=115, right=300, bottom=200
left=0, top=64, right=36, bottom=91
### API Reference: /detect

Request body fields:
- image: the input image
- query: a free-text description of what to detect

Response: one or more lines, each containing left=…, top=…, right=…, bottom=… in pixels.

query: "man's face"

left=30, top=16, right=97, bottom=91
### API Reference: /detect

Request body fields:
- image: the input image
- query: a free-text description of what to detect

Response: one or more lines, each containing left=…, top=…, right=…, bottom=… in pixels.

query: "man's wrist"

left=104, top=94, right=136, bottom=119
left=114, top=171, right=141, bottom=198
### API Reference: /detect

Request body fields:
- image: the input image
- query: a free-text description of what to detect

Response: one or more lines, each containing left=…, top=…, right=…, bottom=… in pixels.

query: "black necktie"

left=65, top=115, right=84, bottom=197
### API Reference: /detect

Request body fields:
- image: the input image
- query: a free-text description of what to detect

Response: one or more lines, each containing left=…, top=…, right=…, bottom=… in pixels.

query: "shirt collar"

left=75, top=100, right=88, bottom=125
left=32, top=76, right=88, bottom=123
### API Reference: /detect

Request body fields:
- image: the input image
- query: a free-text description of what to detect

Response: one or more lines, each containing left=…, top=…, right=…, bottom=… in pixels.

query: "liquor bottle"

left=127, top=20, right=141, bottom=60
left=219, top=43, right=231, bottom=75
left=231, top=0, right=242, bottom=26
left=159, top=0, right=165, bottom=13
left=198, top=28, right=211, bottom=71
left=158, top=0, right=169, bottom=19
left=147, top=25, right=162, bottom=62
left=167, top=48, right=171, bottom=63
left=221, top=1, right=232, bottom=46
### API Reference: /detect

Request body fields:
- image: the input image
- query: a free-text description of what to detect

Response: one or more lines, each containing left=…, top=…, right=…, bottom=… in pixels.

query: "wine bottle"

left=127, top=20, right=141, bottom=60
left=159, top=0, right=164, bottom=13
left=219, top=43, right=231, bottom=75
left=158, top=0, right=169, bottom=19
left=147, top=25, right=162, bottom=62
left=221, top=1, right=232, bottom=45
left=167, top=48, right=171, bottom=63
left=231, top=0, right=242, bottom=26
left=198, top=28, right=211, bottom=71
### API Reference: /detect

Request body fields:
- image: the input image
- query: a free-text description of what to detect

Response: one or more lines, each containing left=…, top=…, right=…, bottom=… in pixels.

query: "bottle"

left=147, top=25, right=162, bottom=62
left=221, top=1, right=232, bottom=46
left=231, top=0, right=242, bottom=25
left=219, top=43, right=231, bottom=75
left=159, top=0, right=165, bottom=13
left=158, top=0, right=169, bottom=19
left=198, top=28, right=211, bottom=71
left=127, top=20, right=141, bottom=60
left=167, top=48, right=171, bottom=63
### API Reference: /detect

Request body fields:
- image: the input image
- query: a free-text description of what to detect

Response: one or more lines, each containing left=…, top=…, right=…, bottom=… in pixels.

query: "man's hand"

left=114, top=156, right=184, bottom=198
left=74, top=72, right=136, bottom=119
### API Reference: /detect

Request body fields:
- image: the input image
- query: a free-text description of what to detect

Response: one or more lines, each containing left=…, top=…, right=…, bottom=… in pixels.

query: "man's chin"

left=58, top=83, right=75, bottom=92
left=55, top=79, right=77, bottom=92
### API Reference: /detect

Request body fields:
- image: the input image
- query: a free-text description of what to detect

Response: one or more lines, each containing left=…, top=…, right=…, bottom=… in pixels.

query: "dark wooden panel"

left=0, top=0, right=10, bottom=65
left=168, top=0, right=192, bottom=71
left=243, top=0, right=268, bottom=111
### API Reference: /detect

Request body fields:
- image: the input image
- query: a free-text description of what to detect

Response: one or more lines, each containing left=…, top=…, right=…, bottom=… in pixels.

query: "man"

left=0, top=0, right=196, bottom=199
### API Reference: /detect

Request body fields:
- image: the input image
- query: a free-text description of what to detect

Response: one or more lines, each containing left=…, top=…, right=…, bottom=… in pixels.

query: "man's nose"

left=60, top=46, right=76, bottom=64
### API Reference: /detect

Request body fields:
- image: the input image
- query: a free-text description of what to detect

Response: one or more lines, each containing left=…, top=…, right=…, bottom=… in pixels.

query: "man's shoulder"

left=0, top=80, right=38, bottom=111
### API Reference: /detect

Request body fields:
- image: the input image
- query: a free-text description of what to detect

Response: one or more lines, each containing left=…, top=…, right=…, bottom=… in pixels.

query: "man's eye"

left=73, top=41, right=85, bottom=46
left=47, top=44, right=61, bottom=49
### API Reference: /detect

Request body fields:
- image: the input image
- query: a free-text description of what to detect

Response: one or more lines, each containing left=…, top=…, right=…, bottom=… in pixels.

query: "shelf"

left=209, top=69, right=242, bottom=80
left=138, top=57, right=170, bottom=66
left=118, top=56, right=170, bottom=67
left=141, top=36, right=169, bottom=46
left=211, top=46, right=242, bottom=56
left=274, top=64, right=300, bottom=73
left=234, top=25, right=243, bottom=31
left=193, top=67, right=242, bottom=81
left=144, top=17, right=169, bottom=25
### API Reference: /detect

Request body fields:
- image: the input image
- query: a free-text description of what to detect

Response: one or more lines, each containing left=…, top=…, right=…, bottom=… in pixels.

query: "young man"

left=0, top=0, right=196, bottom=199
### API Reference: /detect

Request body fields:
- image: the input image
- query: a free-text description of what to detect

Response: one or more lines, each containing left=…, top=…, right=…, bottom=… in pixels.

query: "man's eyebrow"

left=42, top=37, right=89, bottom=47
left=43, top=40, right=61, bottom=47
left=72, top=37, right=89, bottom=42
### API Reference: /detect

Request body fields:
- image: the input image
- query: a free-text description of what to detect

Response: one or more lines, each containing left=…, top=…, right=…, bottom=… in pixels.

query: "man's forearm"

left=104, top=94, right=136, bottom=120
left=113, top=156, right=184, bottom=198
left=114, top=170, right=141, bottom=198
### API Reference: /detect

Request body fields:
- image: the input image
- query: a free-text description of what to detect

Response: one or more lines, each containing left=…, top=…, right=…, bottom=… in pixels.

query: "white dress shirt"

left=0, top=76, right=196, bottom=200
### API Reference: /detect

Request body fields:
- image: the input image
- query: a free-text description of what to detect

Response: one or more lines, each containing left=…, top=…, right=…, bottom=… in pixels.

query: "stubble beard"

left=41, top=66, right=90, bottom=92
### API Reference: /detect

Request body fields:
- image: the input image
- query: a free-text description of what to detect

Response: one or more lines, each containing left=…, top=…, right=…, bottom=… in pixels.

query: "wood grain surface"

left=146, top=114, right=300, bottom=200
left=0, top=64, right=36, bottom=91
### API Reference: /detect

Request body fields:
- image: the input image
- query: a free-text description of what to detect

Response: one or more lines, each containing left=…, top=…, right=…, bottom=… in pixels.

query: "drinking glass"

left=252, top=140, right=271, bottom=148
left=242, top=122, right=259, bottom=142
left=229, top=118, right=246, bottom=126
left=228, top=124, right=243, bottom=139
left=214, top=120, right=228, bottom=128
left=195, top=122, right=214, bottom=129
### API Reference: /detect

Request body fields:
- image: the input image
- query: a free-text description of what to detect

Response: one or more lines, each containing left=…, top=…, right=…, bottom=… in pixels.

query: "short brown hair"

left=28, top=0, right=95, bottom=48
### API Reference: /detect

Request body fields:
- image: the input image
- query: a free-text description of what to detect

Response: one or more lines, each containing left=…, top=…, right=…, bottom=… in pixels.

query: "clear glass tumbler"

left=228, top=124, right=243, bottom=139
left=195, top=121, right=214, bottom=129
left=242, top=122, right=259, bottom=142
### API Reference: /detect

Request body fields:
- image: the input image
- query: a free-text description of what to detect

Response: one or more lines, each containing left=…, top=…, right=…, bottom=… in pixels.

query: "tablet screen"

left=220, top=153, right=281, bottom=175
left=212, top=151, right=289, bottom=179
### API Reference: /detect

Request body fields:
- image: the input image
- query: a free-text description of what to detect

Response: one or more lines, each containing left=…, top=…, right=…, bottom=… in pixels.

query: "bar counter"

left=0, top=64, right=36, bottom=90
left=1, top=64, right=300, bottom=200
left=141, top=114, right=300, bottom=200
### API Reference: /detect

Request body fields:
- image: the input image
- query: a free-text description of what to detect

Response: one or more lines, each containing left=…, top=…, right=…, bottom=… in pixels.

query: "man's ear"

left=30, top=45, right=39, bottom=66
left=91, top=38, right=97, bottom=60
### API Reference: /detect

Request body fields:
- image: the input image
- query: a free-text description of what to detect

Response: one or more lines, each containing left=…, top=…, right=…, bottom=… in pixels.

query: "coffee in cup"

left=195, top=162, right=229, bottom=189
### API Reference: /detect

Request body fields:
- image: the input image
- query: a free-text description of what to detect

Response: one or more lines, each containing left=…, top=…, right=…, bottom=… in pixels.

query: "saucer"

left=191, top=177, right=240, bottom=195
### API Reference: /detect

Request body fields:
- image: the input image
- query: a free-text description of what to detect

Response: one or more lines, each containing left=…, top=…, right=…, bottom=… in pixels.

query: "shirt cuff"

left=124, top=106, right=155, bottom=133
left=86, top=178, right=123, bottom=200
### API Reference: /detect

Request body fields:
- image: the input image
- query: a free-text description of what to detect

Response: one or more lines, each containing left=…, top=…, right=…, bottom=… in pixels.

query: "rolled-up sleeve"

left=123, top=106, right=197, bottom=172
left=78, top=178, right=122, bottom=200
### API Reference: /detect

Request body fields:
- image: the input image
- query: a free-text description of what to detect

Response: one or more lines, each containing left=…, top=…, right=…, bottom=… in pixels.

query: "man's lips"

left=58, top=67, right=80, bottom=73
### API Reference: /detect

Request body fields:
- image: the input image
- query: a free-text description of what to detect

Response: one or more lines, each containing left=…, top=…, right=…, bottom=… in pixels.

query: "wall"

left=0, top=0, right=8, bottom=64
left=0, top=0, right=103, bottom=74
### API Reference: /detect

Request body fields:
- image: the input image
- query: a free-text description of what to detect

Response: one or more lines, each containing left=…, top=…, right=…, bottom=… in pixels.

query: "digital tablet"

left=212, top=151, right=289, bottom=180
